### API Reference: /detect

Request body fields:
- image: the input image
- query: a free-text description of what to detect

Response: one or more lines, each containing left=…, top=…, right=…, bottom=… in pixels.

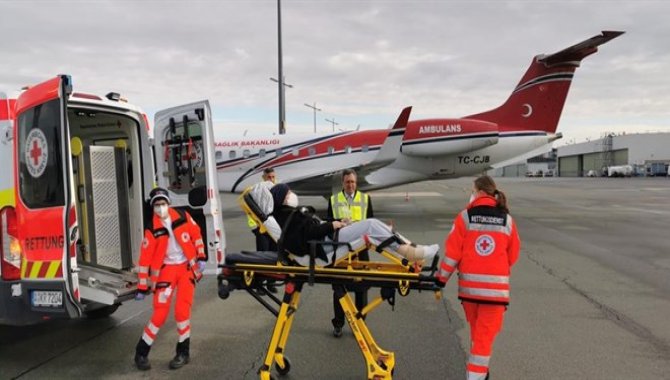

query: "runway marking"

left=609, top=204, right=670, bottom=216
left=371, top=191, right=442, bottom=197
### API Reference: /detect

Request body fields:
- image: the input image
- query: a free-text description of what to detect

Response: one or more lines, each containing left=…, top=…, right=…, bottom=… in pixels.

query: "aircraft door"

left=154, top=101, right=225, bottom=268
left=14, top=75, right=83, bottom=317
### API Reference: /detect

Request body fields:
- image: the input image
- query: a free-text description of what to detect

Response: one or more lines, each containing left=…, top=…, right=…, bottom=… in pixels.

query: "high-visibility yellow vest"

left=247, top=214, right=258, bottom=229
left=330, top=191, right=369, bottom=222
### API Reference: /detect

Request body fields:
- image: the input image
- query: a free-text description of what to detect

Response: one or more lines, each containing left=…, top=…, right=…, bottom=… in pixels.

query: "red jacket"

left=437, top=196, right=520, bottom=304
left=137, top=208, right=205, bottom=291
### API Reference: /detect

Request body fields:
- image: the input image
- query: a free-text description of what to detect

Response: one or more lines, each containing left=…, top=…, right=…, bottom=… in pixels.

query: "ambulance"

left=0, top=75, right=225, bottom=325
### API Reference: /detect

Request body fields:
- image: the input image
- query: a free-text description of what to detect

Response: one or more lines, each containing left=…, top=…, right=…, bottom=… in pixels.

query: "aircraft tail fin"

left=465, top=31, right=624, bottom=133
left=391, top=105, right=412, bottom=129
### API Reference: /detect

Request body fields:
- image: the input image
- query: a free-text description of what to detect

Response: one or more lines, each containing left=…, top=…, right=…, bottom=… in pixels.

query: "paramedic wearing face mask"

left=436, top=176, right=521, bottom=380
left=134, top=187, right=206, bottom=371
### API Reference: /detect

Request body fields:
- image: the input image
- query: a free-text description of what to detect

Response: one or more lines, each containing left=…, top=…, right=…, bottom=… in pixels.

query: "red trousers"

left=141, top=263, right=195, bottom=346
left=462, top=301, right=506, bottom=379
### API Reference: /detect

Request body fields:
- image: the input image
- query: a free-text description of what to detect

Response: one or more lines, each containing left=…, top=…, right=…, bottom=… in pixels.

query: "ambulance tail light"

left=1, top=207, right=21, bottom=281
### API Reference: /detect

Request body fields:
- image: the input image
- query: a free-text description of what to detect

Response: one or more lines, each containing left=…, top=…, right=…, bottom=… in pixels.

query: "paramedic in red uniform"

left=436, top=176, right=520, bottom=380
left=134, top=187, right=206, bottom=371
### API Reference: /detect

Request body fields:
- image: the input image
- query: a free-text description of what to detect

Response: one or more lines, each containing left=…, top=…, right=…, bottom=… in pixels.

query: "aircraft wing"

left=286, top=107, right=411, bottom=196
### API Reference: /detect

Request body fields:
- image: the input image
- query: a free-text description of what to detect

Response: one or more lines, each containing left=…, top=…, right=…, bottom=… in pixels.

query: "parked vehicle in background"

left=544, top=170, right=554, bottom=177
left=607, top=165, right=633, bottom=177
left=646, top=162, right=668, bottom=177
left=586, top=170, right=597, bottom=177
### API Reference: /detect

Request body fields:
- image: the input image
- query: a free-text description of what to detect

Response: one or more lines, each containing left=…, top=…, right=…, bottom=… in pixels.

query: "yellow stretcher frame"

left=219, top=190, right=443, bottom=379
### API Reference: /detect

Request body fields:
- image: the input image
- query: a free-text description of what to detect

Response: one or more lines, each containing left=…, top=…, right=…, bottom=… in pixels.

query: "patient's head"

left=270, top=183, right=299, bottom=209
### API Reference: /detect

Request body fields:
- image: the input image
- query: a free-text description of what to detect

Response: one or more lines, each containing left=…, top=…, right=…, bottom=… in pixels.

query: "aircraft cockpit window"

left=308, top=147, right=316, bottom=156
left=243, top=149, right=250, bottom=158
left=362, top=144, right=369, bottom=153
left=291, top=148, right=300, bottom=157
left=229, top=150, right=236, bottom=159
left=259, top=149, right=266, bottom=158
left=328, top=146, right=335, bottom=155
left=345, top=146, right=352, bottom=154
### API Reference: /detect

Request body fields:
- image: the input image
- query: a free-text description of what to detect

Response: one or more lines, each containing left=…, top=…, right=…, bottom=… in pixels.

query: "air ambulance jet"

left=213, top=31, right=623, bottom=195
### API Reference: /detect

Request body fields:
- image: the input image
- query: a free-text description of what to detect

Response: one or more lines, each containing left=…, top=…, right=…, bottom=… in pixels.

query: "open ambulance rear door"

left=154, top=101, right=225, bottom=269
left=11, top=75, right=84, bottom=321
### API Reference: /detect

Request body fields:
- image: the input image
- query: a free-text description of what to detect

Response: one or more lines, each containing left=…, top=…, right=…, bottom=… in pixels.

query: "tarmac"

left=1, top=177, right=669, bottom=379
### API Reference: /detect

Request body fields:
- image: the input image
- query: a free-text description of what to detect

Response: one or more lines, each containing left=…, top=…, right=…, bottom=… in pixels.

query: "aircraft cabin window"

left=328, top=146, right=335, bottom=155
left=243, top=149, right=250, bottom=158
left=275, top=148, right=283, bottom=157
left=215, top=151, right=223, bottom=160
left=292, top=148, right=300, bottom=157
left=345, top=145, right=352, bottom=154
left=362, top=144, right=369, bottom=153
left=308, top=147, right=316, bottom=156
left=229, top=150, right=236, bottom=159
left=259, top=149, right=266, bottom=158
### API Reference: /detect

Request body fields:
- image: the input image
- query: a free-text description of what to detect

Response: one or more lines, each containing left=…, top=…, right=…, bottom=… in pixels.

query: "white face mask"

left=154, top=204, right=169, bottom=219
left=285, top=192, right=299, bottom=208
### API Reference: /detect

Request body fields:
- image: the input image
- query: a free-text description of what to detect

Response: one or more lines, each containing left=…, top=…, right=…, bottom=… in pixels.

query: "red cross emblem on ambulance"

left=25, top=128, right=49, bottom=178
left=475, top=235, right=495, bottom=256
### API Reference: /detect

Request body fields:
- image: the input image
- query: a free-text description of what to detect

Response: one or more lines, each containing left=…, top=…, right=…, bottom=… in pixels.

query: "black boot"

left=169, top=338, right=190, bottom=370
left=134, top=338, right=152, bottom=371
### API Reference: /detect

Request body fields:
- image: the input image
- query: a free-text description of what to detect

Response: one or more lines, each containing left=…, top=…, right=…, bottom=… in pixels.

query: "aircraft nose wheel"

left=274, top=356, right=291, bottom=376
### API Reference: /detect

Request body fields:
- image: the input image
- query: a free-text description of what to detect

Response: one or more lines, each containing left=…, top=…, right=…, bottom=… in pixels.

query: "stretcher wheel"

left=274, top=356, right=291, bottom=376
left=218, top=281, right=231, bottom=299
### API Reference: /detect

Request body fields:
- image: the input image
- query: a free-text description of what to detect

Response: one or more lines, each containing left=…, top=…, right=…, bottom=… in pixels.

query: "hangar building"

left=555, top=132, right=670, bottom=177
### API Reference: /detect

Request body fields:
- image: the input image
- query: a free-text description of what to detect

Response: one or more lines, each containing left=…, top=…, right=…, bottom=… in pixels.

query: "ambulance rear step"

left=78, top=264, right=138, bottom=305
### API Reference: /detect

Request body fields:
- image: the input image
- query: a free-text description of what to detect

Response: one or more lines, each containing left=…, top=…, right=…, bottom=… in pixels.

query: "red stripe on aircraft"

left=260, top=129, right=389, bottom=170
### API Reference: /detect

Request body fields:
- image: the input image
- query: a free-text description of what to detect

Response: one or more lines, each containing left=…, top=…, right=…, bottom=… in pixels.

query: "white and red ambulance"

left=0, top=75, right=225, bottom=325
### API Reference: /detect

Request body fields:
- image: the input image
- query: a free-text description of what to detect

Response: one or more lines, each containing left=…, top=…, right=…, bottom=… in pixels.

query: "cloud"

left=0, top=0, right=668, bottom=143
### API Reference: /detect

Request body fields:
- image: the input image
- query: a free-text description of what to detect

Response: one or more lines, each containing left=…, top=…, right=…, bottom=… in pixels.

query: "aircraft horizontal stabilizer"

left=538, top=30, right=624, bottom=67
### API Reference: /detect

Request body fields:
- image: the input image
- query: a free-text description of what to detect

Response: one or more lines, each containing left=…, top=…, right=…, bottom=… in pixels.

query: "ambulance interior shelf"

left=216, top=187, right=444, bottom=380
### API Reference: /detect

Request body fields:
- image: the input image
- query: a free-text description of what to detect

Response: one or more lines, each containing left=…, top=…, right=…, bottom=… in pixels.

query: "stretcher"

left=217, top=184, right=444, bottom=380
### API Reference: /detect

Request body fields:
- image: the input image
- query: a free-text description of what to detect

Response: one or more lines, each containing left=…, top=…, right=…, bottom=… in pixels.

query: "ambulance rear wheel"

left=84, top=304, right=120, bottom=319
left=274, top=356, right=291, bottom=376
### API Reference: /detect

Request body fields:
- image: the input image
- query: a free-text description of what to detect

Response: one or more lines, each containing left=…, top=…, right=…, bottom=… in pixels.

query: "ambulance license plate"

left=32, top=291, right=63, bottom=307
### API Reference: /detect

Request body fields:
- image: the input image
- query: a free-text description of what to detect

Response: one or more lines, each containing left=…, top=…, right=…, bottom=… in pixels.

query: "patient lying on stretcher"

left=268, top=183, right=439, bottom=267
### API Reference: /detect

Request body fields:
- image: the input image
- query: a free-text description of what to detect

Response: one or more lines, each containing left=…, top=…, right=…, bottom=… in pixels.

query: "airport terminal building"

left=555, top=132, right=670, bottom=177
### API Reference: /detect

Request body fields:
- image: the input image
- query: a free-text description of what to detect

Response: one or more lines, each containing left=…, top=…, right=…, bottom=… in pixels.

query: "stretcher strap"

left=375, top=235, right=402, bottom=253
left=276, top=210, right=298, bottom=264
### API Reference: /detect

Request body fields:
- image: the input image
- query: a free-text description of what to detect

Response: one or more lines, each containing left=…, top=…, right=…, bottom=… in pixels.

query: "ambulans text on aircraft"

left=213, top=31, right=623, bottom=195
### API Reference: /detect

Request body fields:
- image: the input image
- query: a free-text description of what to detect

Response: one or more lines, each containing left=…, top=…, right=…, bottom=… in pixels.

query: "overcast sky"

left=1, top=0, right=668, bottom=145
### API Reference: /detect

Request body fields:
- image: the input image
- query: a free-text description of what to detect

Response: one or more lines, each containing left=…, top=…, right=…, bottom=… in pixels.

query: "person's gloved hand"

left=197, top=261, right=206, bottom=273
left=135, top=291, right=147, bottom=301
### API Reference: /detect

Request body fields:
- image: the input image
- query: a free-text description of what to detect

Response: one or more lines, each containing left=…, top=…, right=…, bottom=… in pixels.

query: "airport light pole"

left=275, top=0, right=288, bottom=134
left=270, top=76, right=293, bottom=134
left=304, top=102, right=322, bottom=133
left=325, top=117, right=339, bottom=132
